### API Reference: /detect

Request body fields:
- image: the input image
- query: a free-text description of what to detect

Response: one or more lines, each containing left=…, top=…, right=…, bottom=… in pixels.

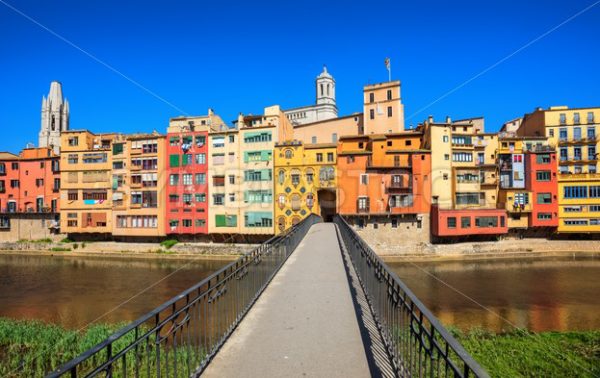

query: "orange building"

left=0, top=147, right=60, bottom=238
left=337, top=131, right=431, bottom=242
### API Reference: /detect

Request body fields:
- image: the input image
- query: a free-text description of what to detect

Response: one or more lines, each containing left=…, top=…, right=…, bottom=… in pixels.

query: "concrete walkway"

left=202, top=223, right=374, bottom=377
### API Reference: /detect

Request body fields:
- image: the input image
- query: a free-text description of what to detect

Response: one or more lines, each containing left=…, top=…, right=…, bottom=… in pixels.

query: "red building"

left=0, top=147, right=60, bottom=233
left=526, top=148, right=558, bottom=228
left=0, top=148, right=60, bottom=213
left=165, top=118, right=210, bottom=235
left=431, top=206, right=508, bottom=237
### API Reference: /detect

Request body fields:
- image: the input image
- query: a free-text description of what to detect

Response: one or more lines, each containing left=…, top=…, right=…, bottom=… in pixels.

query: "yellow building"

left=421, top=117, right=499, bottom=209
left=519, top=106, right=600, bottom=232
left=111, top=133, right=166, bottom=237
left=60, top=130, right=116, bottom=234
left=274, top=141, right=337, bottom=234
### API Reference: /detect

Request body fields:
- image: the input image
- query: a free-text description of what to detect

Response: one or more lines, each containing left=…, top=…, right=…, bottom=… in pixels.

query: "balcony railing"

left=558, top=172, right=600, bottom=180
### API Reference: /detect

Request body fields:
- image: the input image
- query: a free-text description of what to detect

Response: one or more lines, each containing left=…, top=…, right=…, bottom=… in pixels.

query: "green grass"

left=50, top=247, right=71, bottom=252
left=160, top=239, right=178, bottom=249
left=0, top=318, right=207, bottom=377
left=452, top=328, right=600, bottom=377
left=59, top=238, right=74, bottom=243
left=16, top=238, right=53, bottom=244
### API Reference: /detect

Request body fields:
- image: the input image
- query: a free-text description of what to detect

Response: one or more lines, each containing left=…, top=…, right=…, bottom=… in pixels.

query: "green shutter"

left=261, top=150, right=272, bottom=161
left=215, top=215, right=226, bottom=227
left=261, top=169, right=272, bottom=181
left=169, top=154, right=180, bottom=167
left=183, top=154, right=192, bottom=166
left=112, top=143, right=123, bottom=155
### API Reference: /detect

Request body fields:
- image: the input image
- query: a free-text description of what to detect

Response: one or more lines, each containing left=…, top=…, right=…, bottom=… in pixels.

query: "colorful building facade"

left=518, top=106, right=600, bottom=232
left=274, top=141, right=337, bottom=234
left=165, top=112, right=224, bottom=236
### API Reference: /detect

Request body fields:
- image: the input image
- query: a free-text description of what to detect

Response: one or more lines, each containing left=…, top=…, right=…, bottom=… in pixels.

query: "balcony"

left=522, top=144, right=556, bottom=153
left=366, top=156, right=411, bottom=169
left=507, top=203, right=532, bottom=213
left=357, top=207, right=370, bottom=214
left=558, top=172, right=600, bottom=181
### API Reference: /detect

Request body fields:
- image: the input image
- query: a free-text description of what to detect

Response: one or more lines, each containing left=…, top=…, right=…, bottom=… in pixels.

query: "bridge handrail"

left=334, top=215, right=489, bottom=378
left=47, top=214, right=321, bottom=377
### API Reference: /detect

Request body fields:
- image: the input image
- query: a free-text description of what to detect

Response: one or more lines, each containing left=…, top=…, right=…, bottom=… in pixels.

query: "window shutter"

left=169, top=154, right=180, bottom=167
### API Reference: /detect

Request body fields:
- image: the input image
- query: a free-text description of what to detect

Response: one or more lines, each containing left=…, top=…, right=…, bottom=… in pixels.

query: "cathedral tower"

left=316, top=65, right=336, bottom=107
left=39, top=81, right=69, bottom=154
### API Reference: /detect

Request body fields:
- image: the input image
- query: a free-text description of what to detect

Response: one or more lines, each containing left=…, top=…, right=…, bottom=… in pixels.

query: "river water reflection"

left=0, top=253, right=232, bottom=328
left=387, top=255, right=600, bottom=332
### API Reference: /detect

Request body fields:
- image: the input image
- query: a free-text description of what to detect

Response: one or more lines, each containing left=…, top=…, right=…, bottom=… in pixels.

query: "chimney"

left=445, top=116, right=451, bottom=124
left=428, top=115, right=434, bottom=124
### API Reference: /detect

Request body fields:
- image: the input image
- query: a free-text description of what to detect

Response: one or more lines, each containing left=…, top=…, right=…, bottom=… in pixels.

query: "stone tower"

left=39, top=81, right=69, bottom=154
left=314, top=66, right=337, bottom=121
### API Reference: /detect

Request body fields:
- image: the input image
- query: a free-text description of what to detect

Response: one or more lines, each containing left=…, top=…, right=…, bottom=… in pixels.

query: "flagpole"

left=388, top=60, right=391, bottom=82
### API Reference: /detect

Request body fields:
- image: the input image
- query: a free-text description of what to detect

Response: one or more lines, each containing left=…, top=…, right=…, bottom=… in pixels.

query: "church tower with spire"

left=284, top=66, right=338, bottom=126
left=39, top=81, right=69, bottom=154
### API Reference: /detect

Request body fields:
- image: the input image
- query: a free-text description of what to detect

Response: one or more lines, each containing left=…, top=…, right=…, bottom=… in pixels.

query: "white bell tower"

left=316, top=65, right=336, bottom=106
left=39, top=81, right=69, bottom=154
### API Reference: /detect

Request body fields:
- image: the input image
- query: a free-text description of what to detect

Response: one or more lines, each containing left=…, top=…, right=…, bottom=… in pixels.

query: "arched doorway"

left=317, top=189, right=336, bottom=222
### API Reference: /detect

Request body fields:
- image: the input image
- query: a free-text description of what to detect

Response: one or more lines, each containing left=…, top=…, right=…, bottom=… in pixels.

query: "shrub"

left=50, top=247, right=71, bottom=252
left=60, top=238, right=74, bottom=243
left=160, top=239, right=178, bottom=249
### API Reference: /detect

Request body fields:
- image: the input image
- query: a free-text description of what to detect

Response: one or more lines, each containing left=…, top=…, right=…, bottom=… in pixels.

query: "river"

left=1, top=253, right=599, bottom=333
left=387, top=255, right=600, bottom=332
left=0, top=253, right=232, bottom=329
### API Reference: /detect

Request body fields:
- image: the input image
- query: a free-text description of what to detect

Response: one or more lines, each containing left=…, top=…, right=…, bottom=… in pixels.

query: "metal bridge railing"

left=47, top=214, right=321, bottom=378
left=334, top=215, right=489, bottom=378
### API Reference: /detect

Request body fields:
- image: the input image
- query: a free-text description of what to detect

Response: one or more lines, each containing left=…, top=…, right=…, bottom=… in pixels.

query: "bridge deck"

left=203, top=223, right=380, bottom=377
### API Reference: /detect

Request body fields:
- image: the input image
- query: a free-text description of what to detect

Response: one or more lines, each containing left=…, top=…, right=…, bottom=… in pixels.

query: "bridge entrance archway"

left=318, top=189, right=337, bottom=222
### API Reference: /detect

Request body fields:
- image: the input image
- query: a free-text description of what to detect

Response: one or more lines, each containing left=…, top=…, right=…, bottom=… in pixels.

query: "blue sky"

left=1, top=0, right=599, bottom=152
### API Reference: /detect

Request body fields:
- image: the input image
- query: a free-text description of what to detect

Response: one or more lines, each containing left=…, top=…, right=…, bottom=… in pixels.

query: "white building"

left=284, top=66, right=338, bottom=126
left=39, top=81, right=69, bottom=154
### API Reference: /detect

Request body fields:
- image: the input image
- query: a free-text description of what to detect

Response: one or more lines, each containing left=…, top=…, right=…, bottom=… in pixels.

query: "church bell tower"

left=39, top=81, right=69, bottom=154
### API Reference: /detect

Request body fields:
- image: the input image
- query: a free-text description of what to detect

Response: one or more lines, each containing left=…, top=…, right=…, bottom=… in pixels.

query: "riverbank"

left=1, top=318, right=597, bottom=377
left=453, top=328, right=600, bottom=378
left=375, top=238, right=600, bottom=262
left=0, top=239, right=256, bottom=259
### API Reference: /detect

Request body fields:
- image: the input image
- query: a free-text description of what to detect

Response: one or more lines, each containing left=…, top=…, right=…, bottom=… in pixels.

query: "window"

left=588, top=112, right=595, bottom=124
left=169, top=154, right=180, bottom=167
left=182, top=154, right=192, bottom=166
left=444, top=154, right=449, bottom=161
left=180, top=174, right=191, bottom=186
left=452, top=152, right=473, bottom=162
left=563, top=186, right=588, bottom=199
left=229, top=193, right=235, bottom=202
left=245, top=190, right=272, bottom=203
left=68, top=136, right=79, bottom=146
left=559, top=113, right=566, bottom=125
left=574, top=127, right=582, bottom=140
left=212, top=176, right=224, bottom=186
left=461, top=216, right=471, bottom=228
left=316, top=153, right=323, bottom=162
left=537, top=193, right=552, bottom=204
left=447, top=217, right=456, bottom=228
left=169, top=174, right=179, bottom=186
left=387, top=106, right=392, bottom=117
left=195, top=135, right=206, bottom=146
left=278, top=170, right=285, bottom=184
left=360, top=174, right=368, bottom=185
left=387, top=89, right=392, bottom=100
left=536, top=171, right=551, bottom=181
left=195, top=219, right=206, bottom=227
left=195, top=153, right=206, bottom=164
left=327, top=152, right=334, bottom=162
left=244, top=212, right=273, bottom=228
left=455, top=193, right=480, bottom=205
left=590, top=186, right=600, bottom=198
left=589, top=146, right=596, bottom=160
left=212, top=153, right=225, bottom=165
left=212, top=136, right=225, bottom=148
left=358, top=197, right=369, bottom=211
left=590, top=165, right=597, bottom=174
left=244, top=150, right=272, bottom=163
left=332, top=133, right=338, bottom=143
left=244, top=132, right=271, bottom=143
left=588, top=127, right=596, bottom=139
left=443, top=135, right=449, bottom=143
left=475, top=216, right=498, bottom=228
left=537, top=213, right=552, bottom=220
left=369, top=93, right=374, bottom=103
left=574, top=112, right=581, bottom=124
left=53, top=178, right=60, bottom=191
left=195, top=193, right=206, bottom=202
left=83, top=153, right=107, bottom=164
left=169, top=194, right=179, bottom=203
left=291, top=170, right=300, bottom=186
left=549, top=129, right=554, bottom=137
left=284, top=149, right=293, bottom=159
left=213, top=194, right=225, bottom=205
left=559, top=128, right=567, bottom=141
left=536, top=154, right=551, bottom=164
left=245, top=169, right=271, bottom=181
left=290, top=194, right=301, bottom=211
left=182, top=193, right=193, bottom=204
left=68, top=191, right=78, bottom=201
left=369, top=109, right=375, bottom=120
left=229, top=135, right=235, bottom=143
left=10, top=180, right=19, bottom=188
left=113, top=161, right=124, bottom=170
left=306, top=168, right=314, bottom=184
left=560, top=148, right=568, bottom=161
left=36, top=178, right=44, bottom=187
left=215, top=214, right=237, bottom=227
left=312, top=136, right=317, bottom=144
left=142, top=141, right=158, bottom=154
left=228, top=175, right=235, bottom=184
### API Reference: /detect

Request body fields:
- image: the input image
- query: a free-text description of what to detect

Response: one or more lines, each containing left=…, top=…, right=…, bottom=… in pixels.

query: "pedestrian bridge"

left=48, top=215, right=488, bottom=378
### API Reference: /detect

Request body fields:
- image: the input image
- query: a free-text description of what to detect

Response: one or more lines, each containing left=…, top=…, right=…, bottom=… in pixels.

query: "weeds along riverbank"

left=1, top=318, right=599, bottom=377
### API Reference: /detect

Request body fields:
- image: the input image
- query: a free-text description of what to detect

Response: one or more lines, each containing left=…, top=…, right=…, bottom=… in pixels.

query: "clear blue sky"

left=1, top=0, right=599, bottom=152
